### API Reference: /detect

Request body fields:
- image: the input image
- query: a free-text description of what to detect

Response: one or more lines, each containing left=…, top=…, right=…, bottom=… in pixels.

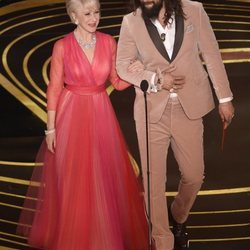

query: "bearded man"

left=116, top=0, right=234, bottom=249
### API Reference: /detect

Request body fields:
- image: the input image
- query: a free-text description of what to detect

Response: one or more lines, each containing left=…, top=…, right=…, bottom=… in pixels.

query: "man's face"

left=140, top=0, right=163, bottom=19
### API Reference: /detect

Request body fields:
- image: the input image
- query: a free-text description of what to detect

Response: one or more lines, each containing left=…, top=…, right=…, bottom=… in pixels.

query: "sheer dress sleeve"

left=46, top=39, right=65, bottom=111
left=108, top=37, right=131, bottom=91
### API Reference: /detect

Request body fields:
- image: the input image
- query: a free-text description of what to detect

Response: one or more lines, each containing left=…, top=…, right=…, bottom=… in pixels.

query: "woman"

left=17, top=0, right=149, bottom=249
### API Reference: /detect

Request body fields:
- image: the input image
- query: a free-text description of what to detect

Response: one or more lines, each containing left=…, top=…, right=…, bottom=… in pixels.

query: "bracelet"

left=45, top=128, right=55, bottom=135
left=150, top=82, right=158, bottom=93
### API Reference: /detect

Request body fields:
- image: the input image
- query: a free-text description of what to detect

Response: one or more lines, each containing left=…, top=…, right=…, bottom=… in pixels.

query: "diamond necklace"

left=74, top=31, right=96, bottom=49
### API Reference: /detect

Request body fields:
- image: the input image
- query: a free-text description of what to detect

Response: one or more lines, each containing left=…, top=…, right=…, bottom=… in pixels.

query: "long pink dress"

left=17, top=31, right=149, bottom=250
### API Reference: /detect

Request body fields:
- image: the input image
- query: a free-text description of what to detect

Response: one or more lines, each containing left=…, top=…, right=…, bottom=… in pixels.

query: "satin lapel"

left=144, top=17, right=170, bottom=62
left=171, top=15, right=184, bottom=62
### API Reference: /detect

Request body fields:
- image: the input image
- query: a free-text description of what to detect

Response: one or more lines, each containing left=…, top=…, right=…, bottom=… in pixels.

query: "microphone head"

left=140, top=80, right=149, bottom=92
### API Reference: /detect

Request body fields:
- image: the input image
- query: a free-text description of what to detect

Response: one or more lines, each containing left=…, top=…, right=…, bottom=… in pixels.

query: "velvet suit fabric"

left=116, top=1, right=233, bottom=249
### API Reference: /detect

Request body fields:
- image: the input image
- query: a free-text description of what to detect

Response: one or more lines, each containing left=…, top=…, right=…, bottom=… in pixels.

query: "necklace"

left=75, top=32, right=96, bottom=49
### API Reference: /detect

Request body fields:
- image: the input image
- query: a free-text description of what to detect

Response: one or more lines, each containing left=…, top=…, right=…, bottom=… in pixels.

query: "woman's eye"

left=84, top=13, right=90, bottom=16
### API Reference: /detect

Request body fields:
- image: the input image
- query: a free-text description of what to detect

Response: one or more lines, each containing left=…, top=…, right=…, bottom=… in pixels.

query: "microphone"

left=140, top=80, right=149, bottom=92
left=140, top=79, right=153, bottom=250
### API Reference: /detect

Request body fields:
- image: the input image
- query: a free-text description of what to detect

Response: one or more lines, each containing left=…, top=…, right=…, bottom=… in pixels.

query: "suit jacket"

left=116, top=0, right=233, bottom=123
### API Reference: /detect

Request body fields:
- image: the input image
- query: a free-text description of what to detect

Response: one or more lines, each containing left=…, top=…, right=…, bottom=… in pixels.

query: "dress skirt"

left=17, top=85, right=149, bottom=250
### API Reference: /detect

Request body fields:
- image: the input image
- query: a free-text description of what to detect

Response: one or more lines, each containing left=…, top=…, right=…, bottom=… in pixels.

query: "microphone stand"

left=140, top=80, right=152, bottom=250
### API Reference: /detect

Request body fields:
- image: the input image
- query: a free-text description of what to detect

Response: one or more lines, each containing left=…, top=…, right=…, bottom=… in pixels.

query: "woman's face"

left=72, top=1, right=100, bottom=33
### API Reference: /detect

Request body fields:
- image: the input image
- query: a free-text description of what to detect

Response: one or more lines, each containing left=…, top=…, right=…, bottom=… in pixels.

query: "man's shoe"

left=168, top=207, right=189, bottom=250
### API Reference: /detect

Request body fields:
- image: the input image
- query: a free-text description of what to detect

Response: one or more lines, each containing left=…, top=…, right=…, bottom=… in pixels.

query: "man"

left=116, top=0, right=235, bottom=249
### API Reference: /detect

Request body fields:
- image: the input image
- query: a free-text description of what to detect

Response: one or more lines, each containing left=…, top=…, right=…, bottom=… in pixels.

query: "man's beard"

left=141, top=1, right=163, bottom=19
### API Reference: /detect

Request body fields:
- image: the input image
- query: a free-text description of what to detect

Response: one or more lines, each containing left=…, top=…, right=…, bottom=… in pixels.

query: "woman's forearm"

left=47, top=110, right=56, bottom=129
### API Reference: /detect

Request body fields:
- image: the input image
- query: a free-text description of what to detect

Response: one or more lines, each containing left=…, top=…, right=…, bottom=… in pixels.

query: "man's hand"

left=219, top=101, right=235, bottom=129
left=160, top=72, right=185, bottom=92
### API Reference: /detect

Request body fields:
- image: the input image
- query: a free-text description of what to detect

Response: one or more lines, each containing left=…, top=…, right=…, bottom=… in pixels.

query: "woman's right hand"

left=46, top=131, right=56, bottom=153
left=127, top=60, right=145, bottom=73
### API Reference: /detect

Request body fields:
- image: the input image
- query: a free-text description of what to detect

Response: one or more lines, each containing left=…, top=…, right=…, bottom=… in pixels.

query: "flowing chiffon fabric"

left=17, top=32, right=149, bottom=250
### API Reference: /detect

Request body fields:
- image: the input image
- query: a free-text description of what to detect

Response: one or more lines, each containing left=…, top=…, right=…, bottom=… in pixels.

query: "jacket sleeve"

left=197, top=3, right=233, bottom=100
left=116, top=15, right=155, bottom=90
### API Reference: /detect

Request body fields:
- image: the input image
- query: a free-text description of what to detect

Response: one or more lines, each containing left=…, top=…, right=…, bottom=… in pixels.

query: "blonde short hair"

left=65, top=0, right=100, bottom=23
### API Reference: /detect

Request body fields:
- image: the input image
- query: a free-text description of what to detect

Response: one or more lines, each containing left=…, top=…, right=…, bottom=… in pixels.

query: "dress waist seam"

left=65, top=84, right=106, bottom=95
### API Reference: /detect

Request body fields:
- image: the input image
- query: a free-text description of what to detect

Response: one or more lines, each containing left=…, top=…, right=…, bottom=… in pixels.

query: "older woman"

left=17, top=0, right=149, bottom=249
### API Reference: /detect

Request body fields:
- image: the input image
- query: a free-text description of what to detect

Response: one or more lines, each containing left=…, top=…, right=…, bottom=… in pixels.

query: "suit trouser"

left=136, top=97, right=205, bottom=250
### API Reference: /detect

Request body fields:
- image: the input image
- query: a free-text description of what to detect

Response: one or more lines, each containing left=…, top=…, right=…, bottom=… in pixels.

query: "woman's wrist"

left=45, top=128, right=55, bottom=135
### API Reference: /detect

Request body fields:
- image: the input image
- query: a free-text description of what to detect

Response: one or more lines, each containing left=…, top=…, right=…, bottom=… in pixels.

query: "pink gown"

left=17, top=31, right=149, bottom=250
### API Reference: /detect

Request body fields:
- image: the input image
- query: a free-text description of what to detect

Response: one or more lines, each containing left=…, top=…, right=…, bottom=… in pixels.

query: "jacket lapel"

left=144, top=17, right=170, bottom=62
left=143, top=15, right=184, bottom=63
left=171, top=15, right=184, bottom=62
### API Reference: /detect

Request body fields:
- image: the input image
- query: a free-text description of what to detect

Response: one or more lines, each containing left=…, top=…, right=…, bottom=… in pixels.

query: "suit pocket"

left=185, top=24, right=194, bottom=34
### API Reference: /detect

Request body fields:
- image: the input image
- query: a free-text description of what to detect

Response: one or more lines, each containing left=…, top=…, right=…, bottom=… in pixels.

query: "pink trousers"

left=136, top=97, right=205, bottom=250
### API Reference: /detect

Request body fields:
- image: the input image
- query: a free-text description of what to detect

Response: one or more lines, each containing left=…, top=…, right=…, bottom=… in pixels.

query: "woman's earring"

left=75, top=20, right=79, bottom=25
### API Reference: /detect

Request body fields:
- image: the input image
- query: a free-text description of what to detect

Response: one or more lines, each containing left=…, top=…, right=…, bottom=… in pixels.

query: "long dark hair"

left=129, top=0, right=185, bottom=25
